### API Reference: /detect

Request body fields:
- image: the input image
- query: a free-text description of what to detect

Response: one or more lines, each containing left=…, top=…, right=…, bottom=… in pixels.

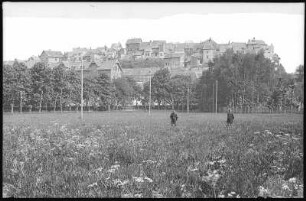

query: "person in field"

left=226, top=108, right=234, bottom=127
left=170, top=110, right=178, bottom=126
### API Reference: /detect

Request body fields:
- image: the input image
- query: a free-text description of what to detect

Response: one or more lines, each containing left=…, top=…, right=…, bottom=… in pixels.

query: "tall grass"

left=3, top=112, right=303, bottom=198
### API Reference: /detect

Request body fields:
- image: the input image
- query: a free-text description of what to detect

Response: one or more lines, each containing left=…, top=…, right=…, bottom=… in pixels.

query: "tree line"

left=3, top=50, right=304, bottom=113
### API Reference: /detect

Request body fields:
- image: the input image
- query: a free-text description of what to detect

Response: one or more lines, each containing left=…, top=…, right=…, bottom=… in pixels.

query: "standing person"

left=170, top=110, right=178, bottom=126
left=227, top=108, right=234, bottom=127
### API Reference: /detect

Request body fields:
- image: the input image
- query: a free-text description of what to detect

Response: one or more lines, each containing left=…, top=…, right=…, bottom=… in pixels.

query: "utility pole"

left=20, top=91, right=22, bottom=113
left=149, top=69, right=151, bottom=115
left=187, top=85, right=190, bottom=113
left=212, top=83, right=214, bottom=113
left=216, top=80, right=218, bottom=113
left=81, top=59, right=84, bottom=121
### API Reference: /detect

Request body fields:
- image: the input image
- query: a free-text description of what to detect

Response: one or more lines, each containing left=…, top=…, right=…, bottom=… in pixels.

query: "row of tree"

left=140, top=50, right=303, bottom=113
left=3, top=61, right=143, bottom=112
left=3, top=50, right=304, bottom=113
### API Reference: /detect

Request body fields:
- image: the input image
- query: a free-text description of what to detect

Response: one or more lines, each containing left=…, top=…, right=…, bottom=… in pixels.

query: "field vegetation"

left=3, top=111, right=303, bottom=198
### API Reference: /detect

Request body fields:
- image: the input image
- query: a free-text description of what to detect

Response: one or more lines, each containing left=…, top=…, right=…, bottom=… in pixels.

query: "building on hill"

left=229, top=42, right=247, bottom=53
left=246, top=37, right=267, bottom=53
left=165, top=43, right=175, bottom=54
left=39, top=50, right=64, bottom=66
left=143, top=46, right=153, bottom=58
left=164, top=53, right=182, bottom=69
left=74, top=60, right=122, bottom=81
left=25, top=55, right=41, bottom=68
left=126, top=38, right=142, bottom=55
left=202, top=38, right=218, bottom=64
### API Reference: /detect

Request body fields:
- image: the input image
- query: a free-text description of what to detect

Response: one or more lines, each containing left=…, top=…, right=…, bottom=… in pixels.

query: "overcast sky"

left=3, top=2, right=304, bottom=73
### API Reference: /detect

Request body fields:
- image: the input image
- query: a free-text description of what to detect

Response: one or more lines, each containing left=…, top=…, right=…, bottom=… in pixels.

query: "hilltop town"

left=4, top=37, right=280, bottom=87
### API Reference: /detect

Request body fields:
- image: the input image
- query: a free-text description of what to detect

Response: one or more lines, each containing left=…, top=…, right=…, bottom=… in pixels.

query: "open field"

left=3, top=111, right=304, bottom=198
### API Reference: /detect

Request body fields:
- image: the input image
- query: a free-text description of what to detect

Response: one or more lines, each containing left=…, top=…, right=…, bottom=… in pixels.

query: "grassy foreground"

left=3, top=111, right=304, bottom=198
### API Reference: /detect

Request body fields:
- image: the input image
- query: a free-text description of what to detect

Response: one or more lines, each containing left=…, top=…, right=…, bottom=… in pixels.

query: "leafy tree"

left=113, top=77, right=135, bottom=108
left=151, top=68, right=171, bottom=109
left=3, top=61, right=32, bottom=112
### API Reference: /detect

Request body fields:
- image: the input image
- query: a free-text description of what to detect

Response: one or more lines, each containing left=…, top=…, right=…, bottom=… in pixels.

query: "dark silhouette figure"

left=170, top=110, right=178, bottom=126
left=227, top=108, right=234, bottom=127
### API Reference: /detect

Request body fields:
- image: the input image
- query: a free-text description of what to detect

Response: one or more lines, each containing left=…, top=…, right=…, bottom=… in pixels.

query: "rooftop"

left=42, top=50, right=64, bottom=58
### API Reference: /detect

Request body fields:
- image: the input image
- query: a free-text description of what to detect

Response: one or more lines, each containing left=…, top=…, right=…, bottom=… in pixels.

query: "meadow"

left=3, top=111, right=304, bottom=198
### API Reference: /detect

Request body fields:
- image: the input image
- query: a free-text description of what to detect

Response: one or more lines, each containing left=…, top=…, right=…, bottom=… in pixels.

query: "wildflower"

left=236, top=194, right=240, bottom=198
left=111, top=164, right=120, bottom=170
left=187, top=166, right=198, bottom=172
left=133, top=176, right=144, bottom=183
left=207, top=161, right=215, bottom=165
left=152, top=191, right=163, bottom=198
left=94, top=167, right=103, bottom=172
left=118, top=180, right=129, bottom=186
left=142, top=160, right=157, bottom=164
left=258, top=186, right=268, bottom=196
left=88, top=182, right=98, bottom=188
left=144, top=176, right=153, bottom=183
left=254, top=131, right=260, bottom=134
left=107, top=169, right=116, bottom=173
left=113, top=179, right=122, bottom=186
left=122, top=193, right=133, bottom=198
left=218, top=194, right=225, bottom=198
left=289, top=177, right=297, bottom=183
left=134, top=193, right=143, bottom=198
left=282, top=184, right=290, bottom=191
left=218, top=159, right=226, bottom=164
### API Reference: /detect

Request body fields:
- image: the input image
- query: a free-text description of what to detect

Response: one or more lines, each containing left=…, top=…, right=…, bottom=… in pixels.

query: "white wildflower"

left=282, top=184, right=290, bottom=191
left=144, top=176, right=153, bottom=183
left=254, top=131, right=260, bottom=134
left=88, top=182, right=98, bottom=188
left=236, top=194, right=240, bottom=198
left=133, top=176, right=144, bottom=183
left=289, top=177, right=297, bottom=183
left=107, top=168, right=116, bottom=173
left=122, top=193, right=133, bottom=198
left=118, top=180, right=129, bottom=186
left=218, top=159, right=226, bottom=164
left=134, top=193, right=142, bottom=198
left=111, top=164, right=120, bottom=170
left=218, top=194, right=225, bottom=198
left=207, top=161, right=215, bottom=165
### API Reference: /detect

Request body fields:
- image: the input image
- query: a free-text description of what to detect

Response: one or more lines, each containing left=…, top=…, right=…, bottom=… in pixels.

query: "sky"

left=3, top=2, right=304, bottom=73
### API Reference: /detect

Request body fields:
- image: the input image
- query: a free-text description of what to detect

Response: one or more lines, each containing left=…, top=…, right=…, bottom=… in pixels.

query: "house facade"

left=75, top=60, right=122, bottom=81
left=126, top=38, right=142, bottom=55
left=202, top=38, right=218, bottom=64
left=39, top=50, right=64, bottom=66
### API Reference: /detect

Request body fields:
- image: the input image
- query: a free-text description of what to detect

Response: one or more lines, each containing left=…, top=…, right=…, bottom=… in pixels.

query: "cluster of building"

left=4, top=37, right=279, bottom=87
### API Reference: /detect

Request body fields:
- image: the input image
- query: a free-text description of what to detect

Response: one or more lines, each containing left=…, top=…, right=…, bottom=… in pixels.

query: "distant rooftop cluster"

left=4, top=37, right=279, bottom=87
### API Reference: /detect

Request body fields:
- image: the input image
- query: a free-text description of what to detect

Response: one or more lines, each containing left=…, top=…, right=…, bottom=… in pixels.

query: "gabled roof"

left=202, top=38, right=218, bottom=50
left=42, top=50, right=64, bottom=58
left=247, top=38, right=266, bottom=45
left=126, top=38, right=142, bottom=44
left=96, top=60, right=122, bottom=72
